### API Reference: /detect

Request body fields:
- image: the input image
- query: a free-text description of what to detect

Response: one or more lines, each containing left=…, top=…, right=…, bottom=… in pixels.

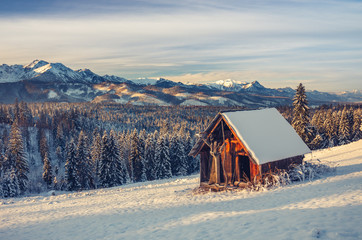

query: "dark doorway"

left=238, top=156, right=250, bottom=181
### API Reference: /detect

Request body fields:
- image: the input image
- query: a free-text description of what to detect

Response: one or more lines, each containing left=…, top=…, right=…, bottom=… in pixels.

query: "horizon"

left=1, top=0, right=361, bottom=92
left=1, top=58, right=360, bottom=93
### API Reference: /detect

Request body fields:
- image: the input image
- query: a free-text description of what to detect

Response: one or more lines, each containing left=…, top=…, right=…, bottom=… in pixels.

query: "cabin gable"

left=196, top=115, right=260, bottom=185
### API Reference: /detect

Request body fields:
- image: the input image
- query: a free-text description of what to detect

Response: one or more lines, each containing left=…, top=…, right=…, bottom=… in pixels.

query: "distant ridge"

left=0, top=60, right=361, bottom=105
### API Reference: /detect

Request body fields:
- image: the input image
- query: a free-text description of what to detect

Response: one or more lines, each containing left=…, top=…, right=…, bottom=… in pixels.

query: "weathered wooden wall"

left=260, top=155, right=303, bottom=173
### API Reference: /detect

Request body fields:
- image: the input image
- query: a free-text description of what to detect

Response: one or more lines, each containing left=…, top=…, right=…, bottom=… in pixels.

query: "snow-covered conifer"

left=309, top=134, right=323, bottom=150
left=76, top=131, right=94, bottom=190
left=170, top=134, right=187, bottom=176
left=42, top=152, right=53, bottom=187
left=332, top=111, right=340, bottom=136
left=169, top=134, right=179, bottom=176
left=154, top=135, right=172, bottom=179
left=56, top=124, right=65, bottom=149
left=184, top=132, right=196, bottom=174
left=144, top=134, right=156, bottom=180
left=100, top=130, right=127, bottom=187
left=129, top=131, right=146, bottom=182
left=292, top=83, right=310, bottom=143
left=91, top=132, right=102, bottom=188
left=39, top=129, right=49, bottom=162
left=311, top=110, right=325, bottom=134
left=65, top=139, right=80, bottom=191
left=8, top=168, right=20, bottom=197
left=338, top=107, right=351, bottom=144
left=2, top=167, right=20, bottom=197
left=0, top=150, right=4, bottom=170
left=323, top=109, right=338, bottom=146
left=5, top=121, right=28, bottom=193
left=352, top=109, right=361, bottom=141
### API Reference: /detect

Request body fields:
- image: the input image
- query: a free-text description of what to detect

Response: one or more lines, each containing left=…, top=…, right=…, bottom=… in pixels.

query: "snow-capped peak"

left=215, top=79, right=247, bottom=88
left=24, top=59, right=49, bottom=70
left=244, top=80, right=264, bottom=90
left=33, top=63, right=52, bottom=74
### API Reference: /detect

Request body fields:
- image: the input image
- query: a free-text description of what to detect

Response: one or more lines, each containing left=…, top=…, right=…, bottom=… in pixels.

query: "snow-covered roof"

left=221, top=108, right=311, bottom=165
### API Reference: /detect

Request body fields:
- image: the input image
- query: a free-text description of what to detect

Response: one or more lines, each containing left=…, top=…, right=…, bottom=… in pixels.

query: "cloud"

left=0, top=0, right=361, bottom=91
left=159, top=69, right=362, bottom=92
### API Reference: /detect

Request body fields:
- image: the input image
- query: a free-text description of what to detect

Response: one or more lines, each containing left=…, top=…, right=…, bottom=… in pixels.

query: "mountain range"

left=0, top=60, right=361, bottom=106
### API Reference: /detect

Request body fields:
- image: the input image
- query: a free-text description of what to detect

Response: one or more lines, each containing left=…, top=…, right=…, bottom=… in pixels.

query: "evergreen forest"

left=0, top=98, right=361, bottom=197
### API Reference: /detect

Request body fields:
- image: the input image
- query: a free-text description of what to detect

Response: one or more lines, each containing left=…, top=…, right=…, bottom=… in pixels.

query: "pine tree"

left=118, top=131, right=131, bottom=184
left=5, top=121, right=29, bottom=193
left=324, top=109, right=338, bottom=147
left=169, top=134, right=179, bottom=176
left=99, top=131, right=110, bottom=187
left=91, top=132, right=102, bottom=188
left=8, top=168, right=20, bottom=197
left=292, top=83, right=310, bottom=143
left=170, top=134, right=187, bottom=176
left=338, top=107, right=351, bottom=144
left=129, top=132, right=146, bottom=182
left=332, top=111, right=340, bottom=138
left=154, top=135, right=172, bottom=179
left=0, top=172, right=4, bottom=198
left=311, top=110, right=325, bottom=134
left=2, top=128, right=9, bottom=147
left=175, top=138, right=187, bottom=176
left=18, top=101, right=32, bottom=126
left=56, top=146, right=63, bottom=162
left=184, top=131, right=196, bottom=174
left=324, top=110, right=333, bottom=139
left=76, top=131, right=94, bottom=190
left=39, top=129, right=49, bottom=162
left=309, top=134, right=323, bottom=150
left=56, top=124, right=65, bottom=149
left=352, top=109, right=361, bottom=141
left=42, top=152, right=53, bottom=187
left=13, top=98, right=20, bottom=122
left=65, top=139, right=80, bottom=191
left=1, top=167, right=20, bottom=198
left=100, top=130, right=127, bottom=188
left=144, top=134, right=156, bottom=180
left=138, top=130, right=147, bottom=182
left=0, top=150, right=4, bottom=170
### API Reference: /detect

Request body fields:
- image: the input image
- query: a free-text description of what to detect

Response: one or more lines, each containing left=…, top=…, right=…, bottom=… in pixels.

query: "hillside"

left=1, top=140, right=361, bottom=240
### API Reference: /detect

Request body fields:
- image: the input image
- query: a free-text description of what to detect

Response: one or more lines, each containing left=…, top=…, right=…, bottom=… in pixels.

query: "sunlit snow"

left=1, top=140, right=361, bottom=240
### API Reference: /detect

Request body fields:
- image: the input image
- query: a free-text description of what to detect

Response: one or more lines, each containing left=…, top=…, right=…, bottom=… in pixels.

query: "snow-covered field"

left=1, top=140, right=361, bottom=240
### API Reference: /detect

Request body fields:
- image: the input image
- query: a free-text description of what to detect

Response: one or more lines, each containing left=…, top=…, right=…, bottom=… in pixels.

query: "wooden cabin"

left=189, top=108, right=311, bottom=188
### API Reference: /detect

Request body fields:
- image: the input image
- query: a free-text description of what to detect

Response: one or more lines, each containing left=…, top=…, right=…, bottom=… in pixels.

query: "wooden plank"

left=250, top=160, right=261, bottom=180
left=207, top=116, right=223, bottom=141
left=221, top=115, right=257, bottom=164
left=221, top=119, right=228, bottom=186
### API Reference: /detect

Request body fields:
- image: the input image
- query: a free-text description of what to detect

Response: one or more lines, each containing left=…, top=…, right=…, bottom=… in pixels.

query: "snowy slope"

left=1, top=140, right=361, bottom=240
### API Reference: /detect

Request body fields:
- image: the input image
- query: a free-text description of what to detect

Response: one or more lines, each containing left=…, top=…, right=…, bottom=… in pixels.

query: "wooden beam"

left=190, top=115, right=223, bottom=157
left=221, top=119, right=228, bottom=187
left=221, top=115, right=258, bottom=165
left=207, top=116, right=222, bottom=140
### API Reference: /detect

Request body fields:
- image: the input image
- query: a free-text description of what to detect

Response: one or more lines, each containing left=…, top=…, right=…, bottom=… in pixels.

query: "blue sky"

left=1, top=0, right=361, bottom=91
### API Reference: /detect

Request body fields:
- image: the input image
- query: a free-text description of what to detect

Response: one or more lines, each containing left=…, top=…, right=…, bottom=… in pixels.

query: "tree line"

left=0, top=101, right=225, bottom=197
left=0, top=92, right=361, bottom=197
left=281, top=83, right=361, bottom=150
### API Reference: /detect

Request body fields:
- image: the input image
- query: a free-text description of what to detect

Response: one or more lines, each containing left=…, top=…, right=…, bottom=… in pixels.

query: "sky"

left=0, top=0, right=361, bottom=92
